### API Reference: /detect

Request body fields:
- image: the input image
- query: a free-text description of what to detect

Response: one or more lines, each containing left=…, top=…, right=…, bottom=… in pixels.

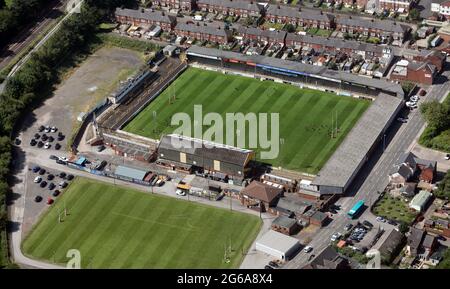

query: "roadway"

left=285, top=70, right=450, bottom=269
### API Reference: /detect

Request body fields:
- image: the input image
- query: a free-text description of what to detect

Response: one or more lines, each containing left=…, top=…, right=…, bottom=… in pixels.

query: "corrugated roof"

left=114, top=165, right=148, bottom=181
left=159, top=134, right=253, bottom=166
left=312, top=93, right=403, bottom=191
left=186, top=46, right=404, bottom=97
left=409, top=190, right=432, bottom=210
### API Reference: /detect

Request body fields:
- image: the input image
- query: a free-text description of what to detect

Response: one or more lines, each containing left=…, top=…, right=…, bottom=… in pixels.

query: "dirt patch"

left=19, top=46, right=144, bottom=150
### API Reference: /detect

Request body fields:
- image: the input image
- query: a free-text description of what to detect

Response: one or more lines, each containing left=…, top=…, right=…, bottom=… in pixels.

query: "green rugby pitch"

left=124, top=67, right=370, bottom=174
left=22, top=178, right=262, bottom=268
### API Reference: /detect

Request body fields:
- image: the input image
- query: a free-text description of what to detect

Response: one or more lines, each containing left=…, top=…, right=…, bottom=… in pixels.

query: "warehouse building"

left=157, top=134, right=254, bottom=183
left=255, top=230, right=301, bottom=260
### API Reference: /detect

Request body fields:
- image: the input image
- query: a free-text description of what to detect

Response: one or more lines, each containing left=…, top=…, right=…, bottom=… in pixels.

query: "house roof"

left=276, top=197, right=311, bottom=214
left=266, top=5, right=334, bottom=22
left=336, top=16, right=409, bottom=34
left=422, top=234, right=436, bottom=249
left=175, top=23, right=232, bottom=38
left=241, top=180, right=283, bottom=203
left=158, top=134, right=253, bottom=167
left=312, top=93, right=403, bottom=191
left=396, top=163, right=414, bottom=180
left=187, top=46, right=404, bottom=97
left=272, top=215, right=297, bottom=228
left=374, top=229, right=404, bottom=256
left=115, top=8, right=176, bottom=24
left=238, top=26, right=287, bottom=41
left=408, top=227, right=425, bottom=250
left=285, top=33, right=385, bottom=55
left=304, top=246, right=349, bottom=269
left=197, top=0, right=263, bottom=11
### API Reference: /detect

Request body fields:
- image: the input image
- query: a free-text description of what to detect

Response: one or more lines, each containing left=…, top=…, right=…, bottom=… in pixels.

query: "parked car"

left=48, top=183, right=56, bottom=190
left=268, top=261, right=279, bottom=268
left=303, top=246, right=313, bottom=253
left=34, top=195, right=43, bottom=202
left=376, top=216, right=386, bottom=222
left=176, top=189, right=186, bottom=196
left=387, top=220, right=397, bottom=226
left=34, top=176, right=42, bottom=183
left=344, top=224, right=353, bottom=231
left=362, top=220, right=373, bottom=229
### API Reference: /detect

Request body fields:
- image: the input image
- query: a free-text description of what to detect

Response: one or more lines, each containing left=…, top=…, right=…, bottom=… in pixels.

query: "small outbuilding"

left=271, top=215, right=299, bottom=235
left=409, top=190, right=432, bottom=212
left=255, top=230, right=301, bottom=260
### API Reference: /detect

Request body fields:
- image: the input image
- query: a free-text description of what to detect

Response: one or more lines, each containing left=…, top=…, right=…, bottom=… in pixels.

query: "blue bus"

left=348, top=200, right=364, bottom=219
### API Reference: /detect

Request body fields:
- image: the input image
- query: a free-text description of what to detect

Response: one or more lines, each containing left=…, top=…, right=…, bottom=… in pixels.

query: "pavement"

left=285, top=69, right=450, bottom=269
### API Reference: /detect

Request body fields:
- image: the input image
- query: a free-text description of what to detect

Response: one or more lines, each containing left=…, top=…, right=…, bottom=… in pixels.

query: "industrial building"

left=255, top=230, right=301, bottom=260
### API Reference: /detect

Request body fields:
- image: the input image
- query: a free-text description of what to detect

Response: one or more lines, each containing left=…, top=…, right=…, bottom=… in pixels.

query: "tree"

left=435, top=169, right=450, bottom=200
left=398, top=221, right=409, bottom=234
left=284, top=23, right=296, bottom=33
left=409, top=8, right=420, bottom=21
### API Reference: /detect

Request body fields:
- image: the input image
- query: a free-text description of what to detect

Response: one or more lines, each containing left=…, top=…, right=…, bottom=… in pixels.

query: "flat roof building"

left=255, top=230, right=301, bottom=260
left=114, top=165, right=148, bottom=181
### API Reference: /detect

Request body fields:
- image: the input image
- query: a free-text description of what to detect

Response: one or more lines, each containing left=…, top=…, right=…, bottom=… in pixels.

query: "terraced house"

left=174, top=22, right=233, bottom=44
left=237, top=27, right=287, bottom=45
left=379, top=0, right=413, bottom=12
left=265, top=5, right=335, bottom=29
left=196, top=0, right=264, bottom=17
left=151, top=0, right=195, bottom=11
left=115, top=8, right=177, bottom=30
left=335, top=16, right=410, bottom=43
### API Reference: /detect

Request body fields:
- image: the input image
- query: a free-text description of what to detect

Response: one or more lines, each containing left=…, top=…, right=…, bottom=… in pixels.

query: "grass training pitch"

left=22, top=178, right=262, bottom=269
left=124, top=68, right=370, bottom=173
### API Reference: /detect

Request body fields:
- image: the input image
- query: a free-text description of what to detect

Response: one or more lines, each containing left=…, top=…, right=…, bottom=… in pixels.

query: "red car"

left=47, top=198, right=54, bottom=205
